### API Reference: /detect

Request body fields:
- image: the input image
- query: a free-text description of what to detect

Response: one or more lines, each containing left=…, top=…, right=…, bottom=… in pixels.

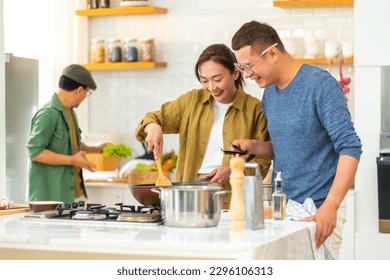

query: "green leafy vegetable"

left=102, top=143, right=132, bottom=158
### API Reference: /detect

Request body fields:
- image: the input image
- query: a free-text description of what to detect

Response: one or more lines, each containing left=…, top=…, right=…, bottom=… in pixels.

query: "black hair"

left=195, top=43, right=244, bottom=89
left=232, top=21, right=285, bottom=54
left=59, top=75, right=87, bottom=91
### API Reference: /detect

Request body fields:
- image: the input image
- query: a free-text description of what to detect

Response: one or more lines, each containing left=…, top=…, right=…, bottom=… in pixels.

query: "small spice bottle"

left=91, top=39, right=105, bottom=63
left=124, top=39, right=138, bottom=62
left=108, top=39, right=122, bottom=62
left=99, top=0, right=110, bottom=8
left=141, top=38, right=155, bottom=62
left=89, top=0, right=99, bottom=9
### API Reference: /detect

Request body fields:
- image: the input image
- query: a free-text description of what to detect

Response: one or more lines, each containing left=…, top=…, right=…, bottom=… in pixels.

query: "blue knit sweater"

left=262, top=64, right=362, bottom=208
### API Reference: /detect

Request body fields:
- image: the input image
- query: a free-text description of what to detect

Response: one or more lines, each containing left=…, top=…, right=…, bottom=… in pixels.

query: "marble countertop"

left=0, top=211, right=331, bottom=260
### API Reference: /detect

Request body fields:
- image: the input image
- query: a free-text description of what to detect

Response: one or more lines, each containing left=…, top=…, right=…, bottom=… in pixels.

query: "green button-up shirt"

left=135, top=86, right=271, bottom=208
left=27, top=93, right=84, bottom=203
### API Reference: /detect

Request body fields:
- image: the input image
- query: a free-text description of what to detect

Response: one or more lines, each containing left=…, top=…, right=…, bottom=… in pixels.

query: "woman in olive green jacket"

left=135, top=44, right=270, bottom=208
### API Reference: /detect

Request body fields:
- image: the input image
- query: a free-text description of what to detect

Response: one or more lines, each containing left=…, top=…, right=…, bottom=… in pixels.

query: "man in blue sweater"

left=231, top=21, right=362, bottom=258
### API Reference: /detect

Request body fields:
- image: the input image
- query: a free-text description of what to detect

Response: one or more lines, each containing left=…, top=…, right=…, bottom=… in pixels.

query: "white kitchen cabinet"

left=339, top=189, right=355, bottom=259
left=84, top=182, right=140, bottom=207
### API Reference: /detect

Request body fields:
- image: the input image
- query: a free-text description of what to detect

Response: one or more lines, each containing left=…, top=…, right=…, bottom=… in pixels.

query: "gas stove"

left=23, top=201, right=162, bottom=226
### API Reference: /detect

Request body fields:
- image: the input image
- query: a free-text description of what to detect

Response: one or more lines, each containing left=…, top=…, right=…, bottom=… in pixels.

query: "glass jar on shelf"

left=99, top=0, right=110, bottom=8
left=141, top=38, right=155, bottom=62
left=124, top=39, right=138, bottom=62
left=91, top=39, right=105, bottom=63
left=108, top=39, right=122, bottom=62
left=89, top=0, right=99, bottom=9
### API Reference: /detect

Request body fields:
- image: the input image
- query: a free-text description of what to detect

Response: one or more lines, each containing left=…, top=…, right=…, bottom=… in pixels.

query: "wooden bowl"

left=85, top=153, right=123, bottom=171
left=29, top=201, right=63, bottom=213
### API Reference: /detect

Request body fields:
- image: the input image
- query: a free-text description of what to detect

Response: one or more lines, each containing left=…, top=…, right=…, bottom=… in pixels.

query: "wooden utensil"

left=155, top=158, right=172, bottom=186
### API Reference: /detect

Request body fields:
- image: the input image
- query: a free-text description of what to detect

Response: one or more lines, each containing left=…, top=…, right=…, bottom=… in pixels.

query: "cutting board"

left=0, top=204, right=30, bottom=216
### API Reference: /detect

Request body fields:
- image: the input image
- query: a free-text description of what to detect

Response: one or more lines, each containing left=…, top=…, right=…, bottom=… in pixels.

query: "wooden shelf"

left=83, top=62, right=167, bottom=71
left=76, top=6, right=168, bottom=17
left=273, top=0, right=354, bottom=8
left=296, top=56, right=354, bottom=65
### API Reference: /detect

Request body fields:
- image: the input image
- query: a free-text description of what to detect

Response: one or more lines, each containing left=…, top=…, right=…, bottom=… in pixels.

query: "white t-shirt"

left=198, top=100, right=232, bottom=174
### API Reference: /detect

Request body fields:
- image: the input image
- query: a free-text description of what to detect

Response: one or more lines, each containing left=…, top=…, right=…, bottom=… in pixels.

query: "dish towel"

left=286, top=198, right=335, bottom=260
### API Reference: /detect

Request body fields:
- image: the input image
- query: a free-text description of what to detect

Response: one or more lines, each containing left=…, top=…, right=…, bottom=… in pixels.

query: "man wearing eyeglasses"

left=27, top=64, right=107, bottom=203
left=231, top=21, right=362, bottom=259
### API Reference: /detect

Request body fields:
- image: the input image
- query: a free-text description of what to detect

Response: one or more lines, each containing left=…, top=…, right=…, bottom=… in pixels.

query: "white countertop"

left=0, top=212, right=331, bottom=260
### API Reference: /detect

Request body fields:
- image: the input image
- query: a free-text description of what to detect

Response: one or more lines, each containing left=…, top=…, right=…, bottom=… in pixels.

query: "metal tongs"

left=220, top=140, right=256, bottom=162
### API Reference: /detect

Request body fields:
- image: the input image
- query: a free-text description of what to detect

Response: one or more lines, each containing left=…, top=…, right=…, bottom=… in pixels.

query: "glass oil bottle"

left=272, top=171, right=286, bottom=220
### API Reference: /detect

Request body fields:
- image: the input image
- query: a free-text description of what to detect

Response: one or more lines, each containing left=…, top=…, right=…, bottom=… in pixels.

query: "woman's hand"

left=207, top=167, right=231, bottom=185
left=144, top=123, right=164, bottom=159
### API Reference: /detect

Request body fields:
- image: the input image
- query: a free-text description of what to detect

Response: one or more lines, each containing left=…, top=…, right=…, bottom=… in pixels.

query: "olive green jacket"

left=27, top=93, right=84, bottom=203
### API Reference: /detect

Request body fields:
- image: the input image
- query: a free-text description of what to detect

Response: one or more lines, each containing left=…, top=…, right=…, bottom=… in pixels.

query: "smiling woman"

left=135, top=43, right=271, bottom=209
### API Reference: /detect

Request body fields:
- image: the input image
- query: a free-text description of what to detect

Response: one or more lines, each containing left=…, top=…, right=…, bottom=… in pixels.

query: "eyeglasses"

left=234, top=43, right=278, bottom=75
left=84, top=87, right=93, bottom=97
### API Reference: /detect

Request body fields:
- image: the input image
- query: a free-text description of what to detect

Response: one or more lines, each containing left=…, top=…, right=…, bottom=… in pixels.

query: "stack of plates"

left=120, top=0, right=150, bottom=7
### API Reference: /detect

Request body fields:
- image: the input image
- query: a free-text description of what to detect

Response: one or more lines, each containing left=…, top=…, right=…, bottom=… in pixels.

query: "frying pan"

left=129, top=181, right=211, bottom=206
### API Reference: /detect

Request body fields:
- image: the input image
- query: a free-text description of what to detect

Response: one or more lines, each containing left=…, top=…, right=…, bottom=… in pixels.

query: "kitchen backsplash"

left=81, top=0, right=354, bottom=157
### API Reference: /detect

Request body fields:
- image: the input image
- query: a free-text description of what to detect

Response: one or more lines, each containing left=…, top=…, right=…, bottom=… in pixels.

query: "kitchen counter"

left=0, top=212, right=331, bottom=260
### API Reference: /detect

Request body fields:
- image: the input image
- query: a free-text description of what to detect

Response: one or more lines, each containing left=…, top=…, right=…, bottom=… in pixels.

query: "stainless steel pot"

left=129, top=181, right=210, bottom=206
left=152, top=185, right=229, bottom=228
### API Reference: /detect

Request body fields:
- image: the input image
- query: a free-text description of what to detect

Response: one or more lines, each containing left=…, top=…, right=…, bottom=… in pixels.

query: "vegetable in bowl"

left=134, top=150, right=177, bottom=172
left=102, top=143, right=132, bottom=158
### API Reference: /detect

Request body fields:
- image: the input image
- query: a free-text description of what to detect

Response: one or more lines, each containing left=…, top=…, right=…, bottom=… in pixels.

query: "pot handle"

left=151, top=188, right=160, bottom=194
left=213, top=190, right=231, bottom=197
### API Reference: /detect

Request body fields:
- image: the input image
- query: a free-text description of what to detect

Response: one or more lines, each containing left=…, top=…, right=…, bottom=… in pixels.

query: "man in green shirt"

left=27, top=64, right=106, bottom=203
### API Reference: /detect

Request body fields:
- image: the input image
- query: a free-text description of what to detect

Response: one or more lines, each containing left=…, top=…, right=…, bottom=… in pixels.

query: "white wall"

left=1, top=0, right=364, bottom=257
left=81, top=0, right=355, bottom=157
left=354, top=0, right=390, bottom=259
left=0, top=1, right=6, bottom=198
left=3, top=0, right=55, bottom=106
left=2, top=0, right=355, bottom=159
left=354, top=0, right=390, bottom=66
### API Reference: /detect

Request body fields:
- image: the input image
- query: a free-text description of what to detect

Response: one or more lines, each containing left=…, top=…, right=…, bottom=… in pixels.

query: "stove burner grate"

left=117, top=212, right=161, bottom=223
left=38, top=201, right=162, bottom=223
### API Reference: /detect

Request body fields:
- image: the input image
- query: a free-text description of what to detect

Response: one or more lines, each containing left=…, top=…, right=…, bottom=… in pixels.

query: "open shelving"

left=82, top=62, right=167, bottom=71
left=76, top=6, right=168, bottom=70
left=296, top=56, right=354, bottom=65
left=273, top=0, right=354, bottom=8
left=76, top=6, right=168, bottom=17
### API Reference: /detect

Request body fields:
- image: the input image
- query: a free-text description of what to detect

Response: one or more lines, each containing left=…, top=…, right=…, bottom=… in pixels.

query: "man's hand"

left=300, top=202, right=338, bottom=248
left=232, top=139, right=274, bottom=160
left=72, top=151, right=96, bottom=172
left=81, top=142, right=110, bottom=153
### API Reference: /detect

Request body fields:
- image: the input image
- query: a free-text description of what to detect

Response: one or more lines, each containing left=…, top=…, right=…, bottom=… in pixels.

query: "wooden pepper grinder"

left=229, top=155, right=246, bottom=231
